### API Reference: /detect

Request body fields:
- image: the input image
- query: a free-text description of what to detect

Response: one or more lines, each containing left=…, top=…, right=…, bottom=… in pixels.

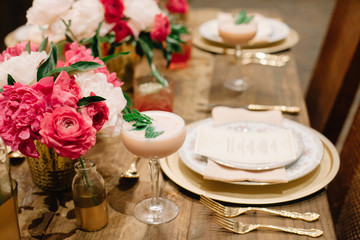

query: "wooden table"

left=11, top=9, right=336, bottom=240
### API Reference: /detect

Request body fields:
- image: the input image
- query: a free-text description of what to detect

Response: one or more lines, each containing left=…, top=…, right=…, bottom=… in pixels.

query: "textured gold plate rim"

left=192, top=28, right=299, bottom=54
left=160, top=128, right=339, bottom=205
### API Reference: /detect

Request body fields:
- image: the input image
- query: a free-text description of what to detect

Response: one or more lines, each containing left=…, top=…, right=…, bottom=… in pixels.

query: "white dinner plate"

left=199, top=18, right=290, bottom=47
left=178, top=118, right=323, bottom=185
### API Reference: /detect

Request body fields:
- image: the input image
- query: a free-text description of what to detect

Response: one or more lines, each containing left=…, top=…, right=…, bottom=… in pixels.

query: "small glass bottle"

left=72, top=159, right=108, bottom=231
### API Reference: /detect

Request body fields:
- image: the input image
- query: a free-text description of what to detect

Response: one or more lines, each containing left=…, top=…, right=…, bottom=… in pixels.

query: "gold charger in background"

left=160, top=130, right=339, bottom=205
left=192, top=28, right=299, bottom=54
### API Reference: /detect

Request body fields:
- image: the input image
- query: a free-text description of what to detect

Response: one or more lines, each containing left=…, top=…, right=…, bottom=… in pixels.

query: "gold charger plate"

left=160, top=130, right=339, bottom=204
left=192, top=28, right=299, bottom=54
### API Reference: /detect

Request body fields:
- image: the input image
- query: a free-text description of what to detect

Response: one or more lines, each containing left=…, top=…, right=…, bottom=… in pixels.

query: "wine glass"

left=218, top=13, right=257, bottom=91
left=121, top=111, right=186, bottom=224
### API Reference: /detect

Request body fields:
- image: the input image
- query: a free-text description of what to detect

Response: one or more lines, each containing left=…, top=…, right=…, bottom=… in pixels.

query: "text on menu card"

left=194, top=126, right=297, bottom=164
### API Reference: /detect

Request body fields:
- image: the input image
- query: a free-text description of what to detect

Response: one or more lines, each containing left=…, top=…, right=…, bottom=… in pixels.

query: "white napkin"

left=203, top=107, right=288, bottom=183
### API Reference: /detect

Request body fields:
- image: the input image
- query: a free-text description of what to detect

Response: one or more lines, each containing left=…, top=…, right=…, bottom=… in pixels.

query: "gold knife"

left=197, top=103, right=300, bottom=114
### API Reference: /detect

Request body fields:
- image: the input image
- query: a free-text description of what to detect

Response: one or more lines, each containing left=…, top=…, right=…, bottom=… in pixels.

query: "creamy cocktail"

left=121, top=110, right=186, bottom=225
left=217, top=11, right=257, bottom=91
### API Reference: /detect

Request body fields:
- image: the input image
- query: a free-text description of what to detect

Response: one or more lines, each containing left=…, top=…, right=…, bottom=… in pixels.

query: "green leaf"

left=65, top=34, right=73, bottom=43
left=47, top=61, right=103, bottom=76
left=37, top=42, right=57, bottom=81
left=137, top=38, right=154, bottom=66
left=77, top=96, right=106, bottom=107
left=91, top=22, right=102, bottom=58
left=235, top=10, right=254, bottom=24
left=145, top=125, right=164, bottom=139
left=38, top=37, right=48, bottom=52
left=235, top=10, right=247, bottom=24
left=25, top=41, right=31, bottom=53
left=0, top=89, right=3, bottom=93
left=7, top=74, right=15, bottom=85
left=151, top=64, right=168, bottom=87
left=100, top=51, right=130, bottom=63
left=123, top=110, right=152, bottom=124
left=123, top=92, right=132, bottom=107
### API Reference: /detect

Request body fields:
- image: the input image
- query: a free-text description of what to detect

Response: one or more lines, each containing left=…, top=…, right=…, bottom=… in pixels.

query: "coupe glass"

left=121, top=111, right=186, bottom=224
left=218, top=14, right=257, bottom=91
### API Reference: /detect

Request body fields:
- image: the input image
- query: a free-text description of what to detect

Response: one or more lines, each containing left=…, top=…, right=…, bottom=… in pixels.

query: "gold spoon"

left=120, top=156, right=140, bottom=179
left=8, top=150, right=25, bottom=159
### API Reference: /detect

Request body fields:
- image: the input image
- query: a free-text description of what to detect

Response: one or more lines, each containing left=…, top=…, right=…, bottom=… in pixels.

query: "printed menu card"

left=194, top=126, right=297, bottom=164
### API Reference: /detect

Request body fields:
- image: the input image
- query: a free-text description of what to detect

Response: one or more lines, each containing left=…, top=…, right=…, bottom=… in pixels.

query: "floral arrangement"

left=0, top=40, right=127, bottom=159
left=25, top=0, right=189, bottom=86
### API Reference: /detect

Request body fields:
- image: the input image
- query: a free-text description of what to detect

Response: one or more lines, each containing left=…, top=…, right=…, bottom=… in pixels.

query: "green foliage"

left=77, top=96, right=106, bottom=107
left=235, top=10, right=254, bottom=24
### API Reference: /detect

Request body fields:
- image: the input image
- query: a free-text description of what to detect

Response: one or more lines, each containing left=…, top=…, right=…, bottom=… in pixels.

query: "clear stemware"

left=121, top=111, right=186, bottom=224
left=218, top=13, right=257, bottom=91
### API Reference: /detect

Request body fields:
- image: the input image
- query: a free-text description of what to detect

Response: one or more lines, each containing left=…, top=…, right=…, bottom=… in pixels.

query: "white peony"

left=123, top=0, right=161, bottom=38
left=75, top=71, right=127, bottom=136
left=26, top=0, right=74, bottom=26
left=0, top=51, right=48, bottom=88
left=65, top=0, right=114, bottom=40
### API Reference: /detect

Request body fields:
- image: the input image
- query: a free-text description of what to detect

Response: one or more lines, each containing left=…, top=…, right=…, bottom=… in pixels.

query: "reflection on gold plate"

left=160, top=130, right=339, bottom=204
left=192, top=28, right=299, bottom=54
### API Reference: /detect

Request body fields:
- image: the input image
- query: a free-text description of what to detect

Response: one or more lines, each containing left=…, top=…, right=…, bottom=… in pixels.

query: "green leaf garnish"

left=46, top=61, right=103, bottom=76
left=145, top=125, right=164, bottom=139
left=235, top=10, right=254, bottom=24
left=37, top=42, right=57, bottom=81
left=38, top=37, right=48, bottom=52
left=77, top=96, right=106, bottom=107
left=7, top=74, right=15, bottom=85
left=123, top=110, right=163, bottom=138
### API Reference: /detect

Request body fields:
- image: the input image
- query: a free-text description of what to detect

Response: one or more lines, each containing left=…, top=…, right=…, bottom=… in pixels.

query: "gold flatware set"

left=200, top=195, right=323, bottom=237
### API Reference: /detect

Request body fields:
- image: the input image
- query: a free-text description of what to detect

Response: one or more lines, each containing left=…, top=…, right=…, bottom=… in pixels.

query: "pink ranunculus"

left=32, top=76, right=55, bottom=109
left=165, top=0, right=189, bottom=14
left=100, top=0, right=124, bottom=23
left=150, top=14, right=171, bottom=42
left=112, top=20, right=133, bottom=42
left=0, top=41, right=39, bottom=62
left=81, top=92, right=109, bottom=132
left=39, top=106, right=96, bottom=159
left=0, top=82, right=48, bottom=158
left=51, top=71, right=82, bottom=109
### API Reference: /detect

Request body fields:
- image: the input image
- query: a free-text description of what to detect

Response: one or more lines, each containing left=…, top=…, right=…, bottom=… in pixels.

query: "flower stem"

left=79, top=157, right=97, bottom=206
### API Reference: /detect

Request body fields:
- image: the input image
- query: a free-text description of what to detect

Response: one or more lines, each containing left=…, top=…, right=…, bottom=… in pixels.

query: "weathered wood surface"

left=10, top=9, right=336, bottom=240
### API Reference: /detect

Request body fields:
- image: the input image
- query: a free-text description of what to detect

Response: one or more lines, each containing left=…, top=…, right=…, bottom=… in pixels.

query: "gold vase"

left=26, top=141, right=76, bottom=192
left=103, top=42, right=137, bottom=91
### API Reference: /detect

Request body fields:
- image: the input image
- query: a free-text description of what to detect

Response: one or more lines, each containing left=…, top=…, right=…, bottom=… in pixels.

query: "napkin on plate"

left=203, top=106, right=288, bottom=183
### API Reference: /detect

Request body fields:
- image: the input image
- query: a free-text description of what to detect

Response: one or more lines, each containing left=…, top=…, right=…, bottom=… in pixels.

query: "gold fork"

left=200, top=195, right=319, bottom=222
left=213, top=214, right=323, bottom=237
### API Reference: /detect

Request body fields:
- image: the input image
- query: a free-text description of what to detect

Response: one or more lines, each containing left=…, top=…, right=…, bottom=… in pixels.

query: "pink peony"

left=100, top=0, right=124, bottom=23
left=81, top=92, right=109, bottom=131
left=51, top=71, right=82, bottom=109
left=112, top=20, right=132, bottom=42
left=150, top=14, right=171, bottom=42
left=0, top=41, right=39, bottom=62
left=165, top=0, right=189, bottom=14
left=39, top=106, right=96, bottom=159
left=0, top=81, right=49, bottom=158
left=63, top=42, right=122, bottom=87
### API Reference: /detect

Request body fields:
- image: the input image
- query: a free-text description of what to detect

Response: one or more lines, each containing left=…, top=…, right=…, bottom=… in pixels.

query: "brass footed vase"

left=26, top=141, right=77, bottom=191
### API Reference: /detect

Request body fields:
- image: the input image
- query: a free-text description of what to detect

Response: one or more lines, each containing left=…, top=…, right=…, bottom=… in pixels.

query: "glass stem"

left=234, top=44, right=242, bottom=63
left=148, top=159, right=160, bottom=206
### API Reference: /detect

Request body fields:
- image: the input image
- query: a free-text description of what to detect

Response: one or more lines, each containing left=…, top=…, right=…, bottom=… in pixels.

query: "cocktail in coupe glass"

left=121, top=111, right=186, bottom=224
left=218, top=12, right=257, bottom=91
